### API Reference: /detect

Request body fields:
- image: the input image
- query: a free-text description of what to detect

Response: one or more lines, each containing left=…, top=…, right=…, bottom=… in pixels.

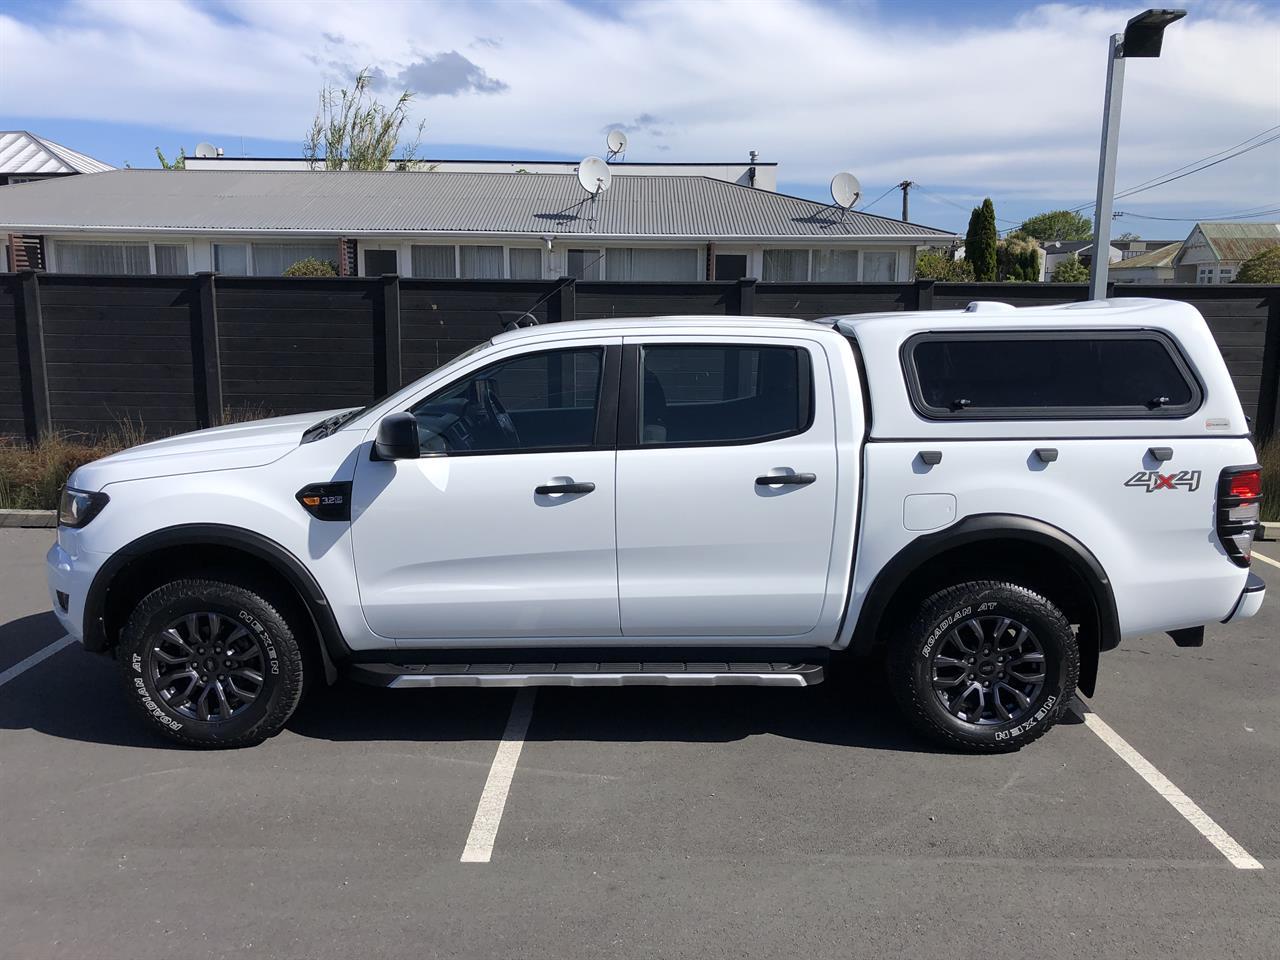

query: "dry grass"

left=0, top=407, right=271, bottom=511
left=1261, top=441, right=1280, bottom=523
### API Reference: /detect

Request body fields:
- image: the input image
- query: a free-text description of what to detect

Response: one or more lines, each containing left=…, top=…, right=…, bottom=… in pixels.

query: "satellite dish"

left=831, top=171, right=862, bottom=208
left=194, top=142, right=219, bottom=159
left=577, top=156, right=612, bottom=195
left=606, top=129, right=628, bottom=160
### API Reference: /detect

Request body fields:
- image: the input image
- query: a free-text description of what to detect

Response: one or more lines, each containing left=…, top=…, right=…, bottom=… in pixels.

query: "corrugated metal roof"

left=1198, top=221, right=1280, bottom=262
left=0, top=131, right=114, bottom=175
left=0, top=169, right=957, bottom=239
left=1110, top=241, right=1182, bottom=270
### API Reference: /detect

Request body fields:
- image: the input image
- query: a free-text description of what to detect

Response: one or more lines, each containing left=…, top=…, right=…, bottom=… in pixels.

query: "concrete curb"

left=1259, top=521, right=1280, bottom=542
left=0, top=509, right=57, bottom=528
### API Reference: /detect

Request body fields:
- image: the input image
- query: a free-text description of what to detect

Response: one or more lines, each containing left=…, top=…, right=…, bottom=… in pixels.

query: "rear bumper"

left=1222, top=572, right=1266, bottom=624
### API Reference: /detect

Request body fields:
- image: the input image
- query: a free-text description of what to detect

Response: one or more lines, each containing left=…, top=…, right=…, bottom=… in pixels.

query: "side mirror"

left=372, top=412, right=420, bottom=461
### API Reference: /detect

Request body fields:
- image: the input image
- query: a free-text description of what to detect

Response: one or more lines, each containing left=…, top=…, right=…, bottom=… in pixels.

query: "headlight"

left=58, top=486, right=109, bottom=528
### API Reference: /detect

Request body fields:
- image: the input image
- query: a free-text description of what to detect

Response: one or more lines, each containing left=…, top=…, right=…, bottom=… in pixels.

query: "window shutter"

left=337, top=238, right=358, bottom=277
left=7, top=234, right=45, bottom=271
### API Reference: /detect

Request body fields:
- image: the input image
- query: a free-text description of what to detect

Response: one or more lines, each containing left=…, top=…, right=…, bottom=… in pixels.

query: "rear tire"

left=117, top=579, right=305, bottom=748
left=888, top=580, right=1078, bottom=753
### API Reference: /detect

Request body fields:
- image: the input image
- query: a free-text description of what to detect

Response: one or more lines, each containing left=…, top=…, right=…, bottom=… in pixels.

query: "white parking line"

left=1251, top=549, right=1280, bottom=570
left=1073, top=702, right=1263, bottom=870
left=0, top=634, right=76, bottom=690
left=460, top=688, right=537, bottom=863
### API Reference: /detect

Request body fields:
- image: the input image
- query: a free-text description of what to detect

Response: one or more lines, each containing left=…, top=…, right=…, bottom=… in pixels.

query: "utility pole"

left=898, top=180, right=914, bottom=222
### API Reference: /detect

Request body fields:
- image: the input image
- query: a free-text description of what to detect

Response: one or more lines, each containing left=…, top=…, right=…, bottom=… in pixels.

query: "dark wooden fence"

left=2, top=270, right=1277, bottom=444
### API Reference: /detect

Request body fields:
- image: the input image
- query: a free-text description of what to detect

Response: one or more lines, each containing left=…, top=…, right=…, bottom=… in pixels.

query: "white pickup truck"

left=48, top=298, right=1265, bottom=752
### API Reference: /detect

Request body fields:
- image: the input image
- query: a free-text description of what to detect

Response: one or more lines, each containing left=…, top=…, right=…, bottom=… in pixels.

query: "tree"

left=281, top=257, right=338, bottom=277
left=997, top=231, right=1042, bottom=282
left=915, top=250, right=975, bottom=281
left=1018, top=209, right=1092, bottom=242
left=965, top=198, right=998, bottom=281
left=155, top=147, right=185, bottom=170
left=1234, top=246, right=1280, bottom=283
left=1051, top=254, right=1089, bottom=283
left=1117, top=231, right=1141, bottom=241
left=304, top=68, right=425, bottom=171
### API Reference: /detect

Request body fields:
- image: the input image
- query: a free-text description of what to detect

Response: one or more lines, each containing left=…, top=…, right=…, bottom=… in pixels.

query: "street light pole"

left=1087, top=8, right=1186, bottom=301
left=1089, top=34, right=1126, bottom=301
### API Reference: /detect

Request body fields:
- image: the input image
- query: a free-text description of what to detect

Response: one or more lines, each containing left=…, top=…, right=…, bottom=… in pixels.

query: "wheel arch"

left=84, top=523, right=350, bottom=680
left=850, top=514, right=1119, bottom=696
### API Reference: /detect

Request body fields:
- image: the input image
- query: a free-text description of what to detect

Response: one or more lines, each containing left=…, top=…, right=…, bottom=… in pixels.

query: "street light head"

left=1122, top=8, right=1187, bottom=58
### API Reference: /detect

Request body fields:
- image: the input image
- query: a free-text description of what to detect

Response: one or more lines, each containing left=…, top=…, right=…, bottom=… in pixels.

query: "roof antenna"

left=829, top=171, right=862, bottom=222
left=576, top=156, right=613, bottom=231
left=606, top=130, right=627, bottom=161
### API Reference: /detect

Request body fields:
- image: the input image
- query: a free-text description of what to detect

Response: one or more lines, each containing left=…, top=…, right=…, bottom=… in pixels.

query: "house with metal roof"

left=0, top=131, right=114, bottom=186
left=1110, top=241, right=1182, bottom=283
left=0, top=168, right=957, bottom=281
left=1173, top=221, right=1280, bottom=283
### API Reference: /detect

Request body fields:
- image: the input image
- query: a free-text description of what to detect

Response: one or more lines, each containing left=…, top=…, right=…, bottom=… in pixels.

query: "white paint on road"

left=0, top=634, right=75, bottom=690
left=461, top=688, right=537, bottom=864
left=1250, top=549, right=1280, bottom=571
left=1074, top=703, right=1263, bottom=870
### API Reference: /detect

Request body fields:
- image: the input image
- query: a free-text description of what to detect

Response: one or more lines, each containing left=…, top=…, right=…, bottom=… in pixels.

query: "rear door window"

left=904, top=331, right=1201, bottom=419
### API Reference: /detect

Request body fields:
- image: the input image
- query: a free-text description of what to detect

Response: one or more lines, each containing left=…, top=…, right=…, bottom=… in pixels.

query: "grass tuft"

left=1261, top=441, right=1279, bottom=523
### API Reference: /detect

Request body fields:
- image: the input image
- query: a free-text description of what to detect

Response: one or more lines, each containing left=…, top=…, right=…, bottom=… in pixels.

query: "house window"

left=213, top=243, right=250, bottom=276
left=252, top=242, right=338, bottom=276
left=762, top=249, right=809, bottom=281
left=154, top=244, right=190, bottom=275
left=53, top=240, right=150, bottom=275
left=567, top=249, right=603, bottom=281
left=862, top=251, right=897, bottom=282
left=459, top=245, right=504, bottom=279
left=411, top=245, right=457, bottom=279
left=604, top=248, right=699, bottom=281
left=812, top=249, right=858, bottom=281
left=509, top=247, right=543, bottom=280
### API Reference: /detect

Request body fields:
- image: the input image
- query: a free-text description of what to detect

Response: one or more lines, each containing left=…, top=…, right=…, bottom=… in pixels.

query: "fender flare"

left=83, top=523, right=351, bottom=674
left=850, top=514, right=1119, bottom=696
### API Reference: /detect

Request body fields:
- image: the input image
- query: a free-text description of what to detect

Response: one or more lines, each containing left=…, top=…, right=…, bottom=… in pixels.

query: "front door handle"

left=755, top=473, right=816, bottom=487
left=535, top=481, right=596, bottom=495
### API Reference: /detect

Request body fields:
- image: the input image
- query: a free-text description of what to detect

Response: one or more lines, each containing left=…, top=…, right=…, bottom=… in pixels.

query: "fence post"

left=192, top=272, right=223, bottom=428
left=916, top=278, right=935, bottom=311
left=14, top=269, right=50, bottom=442
left=551, top=277, right=576, bottom=324
left=737, top=277, right=757, bottom=316
left=376, top=273, right=402, bottom=396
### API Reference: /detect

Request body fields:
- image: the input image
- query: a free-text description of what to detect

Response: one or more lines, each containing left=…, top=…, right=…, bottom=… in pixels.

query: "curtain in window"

left=862, top=251, right=898, bottom=282
left=762, top=249, right=809, bottom=281
left=55, top=241, right=150, bottom=275
left=567, top=249, right=602, bottom=281
left=509, top=247, right=542, bottom=279
left=604, top=248, right=699, bottom=281
left=811, top=249, right=858, bottom=281
left=213, top=244, right=249, bottom=276
left=251, top=242, right=337, bottom=276
left=459, top=245, right=504, bottom=279
left=411, top=245, right=457, bottom=278
left=154, top=244, right=189, bottom=275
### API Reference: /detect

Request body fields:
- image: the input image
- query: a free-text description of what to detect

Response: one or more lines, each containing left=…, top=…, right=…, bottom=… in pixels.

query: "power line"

left=1117, top=207, right=1280, bottom=223
left=859, top=184, right=899, bottom=211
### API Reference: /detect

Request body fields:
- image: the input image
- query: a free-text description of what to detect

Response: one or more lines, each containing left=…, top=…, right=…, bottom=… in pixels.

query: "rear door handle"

left=535, top=481, right=596, bottom=495
left=755, top=473, right=816, bottom=486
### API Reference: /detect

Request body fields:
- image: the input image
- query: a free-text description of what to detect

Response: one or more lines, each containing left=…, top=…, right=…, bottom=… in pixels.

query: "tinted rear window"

left=905, top=332, right=1200, bottom=419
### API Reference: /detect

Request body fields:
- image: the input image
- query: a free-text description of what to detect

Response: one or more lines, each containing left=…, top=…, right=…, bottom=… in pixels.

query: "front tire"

left=117, top=579, right=305, bottom=748
left=888, top=580, right=1078, bottom=753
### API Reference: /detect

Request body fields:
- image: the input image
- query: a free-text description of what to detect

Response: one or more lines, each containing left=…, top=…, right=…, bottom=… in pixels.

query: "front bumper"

left=1222, top=572, right=1266, bottom=624
left=46, top=536, right=104, bottom=643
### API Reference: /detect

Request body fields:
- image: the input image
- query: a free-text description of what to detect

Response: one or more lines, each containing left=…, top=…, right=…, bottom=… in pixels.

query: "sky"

left=1, top=0, right=1278, bottom=236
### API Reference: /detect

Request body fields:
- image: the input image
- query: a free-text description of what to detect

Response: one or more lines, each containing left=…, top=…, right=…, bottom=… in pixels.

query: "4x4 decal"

left=1124, top=469, right=1201, bottom=492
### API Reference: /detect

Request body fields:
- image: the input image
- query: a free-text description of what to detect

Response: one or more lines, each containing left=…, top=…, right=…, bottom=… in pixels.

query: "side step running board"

left=347, top=661, right=825, bottom=688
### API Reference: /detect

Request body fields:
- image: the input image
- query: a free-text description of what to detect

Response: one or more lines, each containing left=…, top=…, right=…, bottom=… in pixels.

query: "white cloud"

left=1, top=0, right=1276, bottom=214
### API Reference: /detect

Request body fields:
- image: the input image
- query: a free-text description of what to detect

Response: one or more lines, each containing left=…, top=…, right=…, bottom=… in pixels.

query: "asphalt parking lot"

left=2, top=526, right=1278, bottom=960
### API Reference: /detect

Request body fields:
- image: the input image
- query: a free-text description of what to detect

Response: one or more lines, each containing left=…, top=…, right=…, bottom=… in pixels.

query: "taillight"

left=1217, top=465, right=1262, bottom=567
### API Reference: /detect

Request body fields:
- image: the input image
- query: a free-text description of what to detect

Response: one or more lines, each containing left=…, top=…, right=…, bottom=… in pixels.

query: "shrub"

left=1051, top=255, right=1089, bottom=283
left=282, top=258, right=338, bottom=277
left=1234, top=246, right=1280, bottom=284
left=915, top=251, right=975, bottom=282
left=1261, top=442, right=1280, bottom=523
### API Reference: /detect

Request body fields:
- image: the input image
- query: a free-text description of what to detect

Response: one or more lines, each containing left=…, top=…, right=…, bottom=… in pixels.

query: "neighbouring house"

left=185, top=153, right=780, bottom=191
left=1038, top=240, right=1120, bottom=280
left=0, top=131, right=113, bottom=187
left=0, top=169, right=957, bottom=281
left=1172, top=221, right=1280, bottom=284
left=1109, top=241, right=1182, bottom=284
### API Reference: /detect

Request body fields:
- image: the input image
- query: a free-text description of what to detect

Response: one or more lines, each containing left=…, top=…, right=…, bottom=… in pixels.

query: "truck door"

left=614, top=336, right=840, bottom=639
left=350, top=340, right=622, bottom=642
